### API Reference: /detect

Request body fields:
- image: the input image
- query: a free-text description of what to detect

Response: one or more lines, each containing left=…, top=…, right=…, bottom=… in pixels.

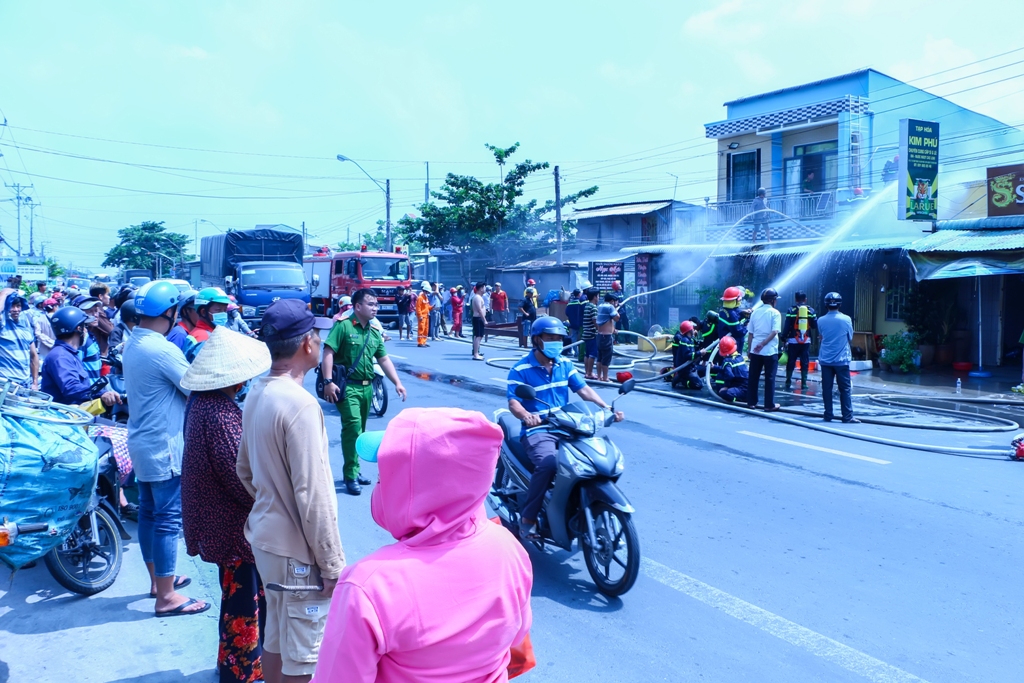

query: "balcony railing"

left=705, top=191, right=835, bottom=227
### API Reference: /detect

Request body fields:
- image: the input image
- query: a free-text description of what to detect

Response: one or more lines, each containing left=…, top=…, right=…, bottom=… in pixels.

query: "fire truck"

left=304, top=245, right=413, bottom=324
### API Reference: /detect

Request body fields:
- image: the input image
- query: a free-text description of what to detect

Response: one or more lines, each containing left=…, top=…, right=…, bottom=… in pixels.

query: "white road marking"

left=738, top=430, right=891, bottom=465
left=488, top=377, right=508, bottom=384
left=642, top=558, right=927, bottom=683
left=388, top=354, right=407, bottom=359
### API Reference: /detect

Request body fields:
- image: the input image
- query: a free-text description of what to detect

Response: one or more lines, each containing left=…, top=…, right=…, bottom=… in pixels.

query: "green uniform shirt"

left=324, top=317, right=387, bottom=382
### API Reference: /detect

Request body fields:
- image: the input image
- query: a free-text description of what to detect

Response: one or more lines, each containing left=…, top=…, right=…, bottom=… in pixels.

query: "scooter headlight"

left=612, top=450, right=625, bottom=476
left=564, top=445, right=596, bottom=476
left=576, top=415, right=596, bottom=436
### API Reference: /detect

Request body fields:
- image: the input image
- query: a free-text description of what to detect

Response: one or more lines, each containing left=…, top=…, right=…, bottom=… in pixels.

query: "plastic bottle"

left=956, top=378, right=962, bottom=395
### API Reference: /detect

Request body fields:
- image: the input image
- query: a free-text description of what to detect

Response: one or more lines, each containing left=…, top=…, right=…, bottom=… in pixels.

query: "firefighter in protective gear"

left=713, top=335, right=748, bottom=403
left=783, top=291, right=817, bottom=390
left=701, top=286, right=749, bottom=354
left=670, top=321, right=704, bottom=389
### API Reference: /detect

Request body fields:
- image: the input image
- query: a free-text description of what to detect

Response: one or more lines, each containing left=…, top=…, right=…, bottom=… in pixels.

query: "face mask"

left=541, top=340, right=563, bottom=359
left=211, top=312, right=228, bottom=326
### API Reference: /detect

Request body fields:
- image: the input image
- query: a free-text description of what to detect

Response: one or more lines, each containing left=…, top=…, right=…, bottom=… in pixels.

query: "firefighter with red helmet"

left=701, top=285, right=750, bottom=354
left=712, top=335, right=749, bottom=403
left=670, top=320, right=704, bottom=389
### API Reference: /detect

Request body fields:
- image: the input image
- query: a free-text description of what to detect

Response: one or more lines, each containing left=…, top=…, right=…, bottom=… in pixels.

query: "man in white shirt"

left=745, top=288, right=782, bottom=411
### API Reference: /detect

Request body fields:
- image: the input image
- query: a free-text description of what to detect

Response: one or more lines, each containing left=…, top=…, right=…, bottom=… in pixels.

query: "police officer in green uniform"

left=321, top=288, right=407, bottom=495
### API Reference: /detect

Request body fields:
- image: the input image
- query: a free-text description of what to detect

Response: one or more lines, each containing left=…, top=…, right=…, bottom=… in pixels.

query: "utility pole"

left=385, top=179, right=392, bottom=252
left=302, top=221, right=307, bottom=253
left=346, top=225, right=351, bottom=245
left=554, top=166, right=563, bottom=266
left=424, top=162, right=430, bottom=204
left=5, top=182, right=32, bottom=257
left=26, top=199, right=38, bottom=257
left=194, top=219, right=198, bottom=250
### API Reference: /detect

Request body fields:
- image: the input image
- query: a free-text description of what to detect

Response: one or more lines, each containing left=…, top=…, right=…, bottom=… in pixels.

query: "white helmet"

left=421, top=280, right=432, bottom=291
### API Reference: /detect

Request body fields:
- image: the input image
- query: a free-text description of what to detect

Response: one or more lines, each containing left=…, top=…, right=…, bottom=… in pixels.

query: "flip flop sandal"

left=155, top=597, right=211, bottom=618
left=150, top=575, right=191, bottom=597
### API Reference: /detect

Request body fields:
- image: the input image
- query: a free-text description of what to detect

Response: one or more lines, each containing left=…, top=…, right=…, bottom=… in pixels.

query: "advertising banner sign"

left=986, top=163, right=1024, bottom=217
left=898, top=119, right=940, bottom=221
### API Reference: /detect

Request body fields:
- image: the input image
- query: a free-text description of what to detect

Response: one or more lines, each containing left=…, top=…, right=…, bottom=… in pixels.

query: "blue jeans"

left=138, top=476, right=183, bottom=578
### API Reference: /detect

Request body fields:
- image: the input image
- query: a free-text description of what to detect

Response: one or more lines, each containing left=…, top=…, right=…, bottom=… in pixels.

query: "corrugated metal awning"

left=569, top=202, right=672, bottom=220
left=934, top=216, right=1024, bottom=231
left=907, top=229, right=1024, bottom=253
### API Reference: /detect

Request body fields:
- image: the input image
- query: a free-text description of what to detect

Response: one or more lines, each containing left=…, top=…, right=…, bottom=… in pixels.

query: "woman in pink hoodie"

left=314, top=407, right=533, bottom=683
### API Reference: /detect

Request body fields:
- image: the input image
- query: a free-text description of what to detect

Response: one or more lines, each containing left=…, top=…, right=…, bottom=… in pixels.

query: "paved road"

left=2, top=335, right=1022, bottom=682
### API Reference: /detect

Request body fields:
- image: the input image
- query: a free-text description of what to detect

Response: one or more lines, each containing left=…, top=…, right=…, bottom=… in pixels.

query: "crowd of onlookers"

left=2, top=276, right=534, bottom=683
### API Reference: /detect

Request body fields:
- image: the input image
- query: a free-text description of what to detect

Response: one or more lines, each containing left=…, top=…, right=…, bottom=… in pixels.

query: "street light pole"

left=336, top=154, right=392, bottom=251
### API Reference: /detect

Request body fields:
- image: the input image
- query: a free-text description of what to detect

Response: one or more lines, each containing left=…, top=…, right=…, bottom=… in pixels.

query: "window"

left=727, top=149, right=760, bottom=201
left=334, top=260, right=344, bottom=275
left=672, top=282, right=700, bottom=307
left=885, top=270, right=909, bottom=321
left=794, top=141, right=838, bottom=156
left=359, top=257, right=410, bottom=281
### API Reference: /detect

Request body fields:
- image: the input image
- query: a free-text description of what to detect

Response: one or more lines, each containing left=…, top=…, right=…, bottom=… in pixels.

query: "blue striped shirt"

left=507, top=351, right=586, bottom=436
left=0, top=312, right=36, bottom=384
left=78, top=333, right=102, bottom=381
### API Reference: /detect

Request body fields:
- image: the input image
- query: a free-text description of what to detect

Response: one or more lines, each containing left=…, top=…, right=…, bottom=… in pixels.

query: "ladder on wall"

left=848, top=95, right=866, bottom=190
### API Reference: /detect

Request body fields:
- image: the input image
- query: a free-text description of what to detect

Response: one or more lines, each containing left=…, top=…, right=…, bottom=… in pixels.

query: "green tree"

left=397, top=143, right=597, bottom=285
left=45, top=257, right=65, bottom=280
left=102, top=221, right=190, bottom=278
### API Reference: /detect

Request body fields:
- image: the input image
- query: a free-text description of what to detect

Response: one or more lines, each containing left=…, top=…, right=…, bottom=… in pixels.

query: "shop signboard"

left=589, top=260, right=624, bottom=297
left=897, top=119, right=939, bottom=221
left=986, top=163, right=1024, bottom=217
left=16, top=264, right=48, bottom=280
left=0, top=257, right=17, bottom=279
left=634, top=253, right=651, bottom=329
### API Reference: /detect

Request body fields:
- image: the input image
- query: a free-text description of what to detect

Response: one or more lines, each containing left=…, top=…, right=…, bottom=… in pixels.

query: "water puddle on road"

left=393, top=362, right=507, bottom=398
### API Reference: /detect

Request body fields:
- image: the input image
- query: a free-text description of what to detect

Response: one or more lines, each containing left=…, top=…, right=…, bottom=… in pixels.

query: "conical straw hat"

left=180, top=326, right=272, bottom=391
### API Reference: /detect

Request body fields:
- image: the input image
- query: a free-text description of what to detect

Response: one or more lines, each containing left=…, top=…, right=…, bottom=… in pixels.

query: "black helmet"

left=120, top=298, right=140, bottom=325
left=51, top=306, right=89, bottom=337
left=825, top=292, right=842, bottom=308
left=760, top=287, right=779, bottom=304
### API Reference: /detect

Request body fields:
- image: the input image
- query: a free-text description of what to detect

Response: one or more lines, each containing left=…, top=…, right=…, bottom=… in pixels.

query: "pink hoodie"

left=314, top=408, right=533, bottom=683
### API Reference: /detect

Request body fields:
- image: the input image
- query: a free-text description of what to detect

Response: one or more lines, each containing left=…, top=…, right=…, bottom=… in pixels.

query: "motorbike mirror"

left=514, top=384, right=537, bottom=401
left=618, top=379, right=636, bottom=395
left=604, top=411, right=615, bottom=428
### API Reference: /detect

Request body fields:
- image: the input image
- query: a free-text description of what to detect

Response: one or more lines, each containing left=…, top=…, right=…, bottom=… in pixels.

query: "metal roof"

left=569, top=201, right=673, bottom=221
left=908, top=229, right=1024, bottom=253
left=935, top=216, right=1024, bottom=231
left=714, top=237, right=911, bottom=258
left=723, top=69, right=876, bottom=106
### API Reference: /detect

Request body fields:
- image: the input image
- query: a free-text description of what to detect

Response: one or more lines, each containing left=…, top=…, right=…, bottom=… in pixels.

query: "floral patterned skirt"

left=218, top=560, right=266, bottom=683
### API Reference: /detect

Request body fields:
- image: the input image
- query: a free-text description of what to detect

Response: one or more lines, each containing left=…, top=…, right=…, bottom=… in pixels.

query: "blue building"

left=618, top=69, right=1024, bottom=369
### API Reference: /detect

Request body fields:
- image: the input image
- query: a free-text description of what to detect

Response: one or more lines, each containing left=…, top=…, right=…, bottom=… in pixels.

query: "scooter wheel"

left=582, top=502, right=640, bottom=598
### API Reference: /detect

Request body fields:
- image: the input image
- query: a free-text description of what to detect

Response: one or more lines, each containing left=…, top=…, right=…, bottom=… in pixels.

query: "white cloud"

left=683, top=0, right=747, bottom=36
left=733, top=50, right=776, bottom=81
left=175, top=46, right=208, bottom=60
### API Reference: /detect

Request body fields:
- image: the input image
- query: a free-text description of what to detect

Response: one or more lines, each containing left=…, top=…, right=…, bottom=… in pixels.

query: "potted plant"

left=881, top=332, right=920, bottom=373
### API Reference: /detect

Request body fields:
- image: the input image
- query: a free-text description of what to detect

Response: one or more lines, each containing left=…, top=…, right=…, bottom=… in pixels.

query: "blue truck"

left=200, top=228, right=313, bottom=324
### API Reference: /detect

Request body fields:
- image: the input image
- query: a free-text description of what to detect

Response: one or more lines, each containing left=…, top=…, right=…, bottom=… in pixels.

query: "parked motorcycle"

left=489, top=381, right=640, bottom=597
left=371, top=360, right=388, bottom=417
left=44, top=420, right=130, bottom=595
left=0, top=381, right=128, bottom=595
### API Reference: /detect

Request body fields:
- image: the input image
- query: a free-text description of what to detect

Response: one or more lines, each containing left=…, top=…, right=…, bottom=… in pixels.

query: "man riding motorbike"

left=506, top=316, right=624, bottom=540
left=40, top=306, right=123, bottom=415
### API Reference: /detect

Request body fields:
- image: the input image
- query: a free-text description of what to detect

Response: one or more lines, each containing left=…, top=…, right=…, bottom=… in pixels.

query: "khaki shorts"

left=252, top=546, right=332, bottom=677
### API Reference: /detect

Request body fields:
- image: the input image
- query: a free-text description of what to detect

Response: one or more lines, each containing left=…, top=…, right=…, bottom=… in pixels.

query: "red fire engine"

left=304, top=245, right=413, bottom=324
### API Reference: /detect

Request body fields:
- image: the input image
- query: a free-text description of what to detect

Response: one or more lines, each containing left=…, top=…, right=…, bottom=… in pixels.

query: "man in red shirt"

left=490, top=282, right=509, bottom=324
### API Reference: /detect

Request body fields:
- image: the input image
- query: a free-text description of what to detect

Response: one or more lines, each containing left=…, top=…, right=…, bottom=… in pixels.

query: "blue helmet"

left=531, top=315, right=567, bottom=337
left=135, top=280, right=181, bottom=317
left=51, top=306, right=89, bottom=337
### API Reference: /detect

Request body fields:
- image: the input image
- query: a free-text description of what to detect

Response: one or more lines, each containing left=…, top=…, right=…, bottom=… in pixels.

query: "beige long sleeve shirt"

left=237, top=375, right=345, bottom=580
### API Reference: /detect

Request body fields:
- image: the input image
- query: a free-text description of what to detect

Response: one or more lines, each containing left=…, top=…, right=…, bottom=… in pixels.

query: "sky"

left=1, top=0, right=1022, bottom=271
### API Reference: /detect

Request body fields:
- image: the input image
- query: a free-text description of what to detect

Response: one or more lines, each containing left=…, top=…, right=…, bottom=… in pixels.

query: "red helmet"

left=526, top=278, right=536, bottom=285
left=612, top=280, right=622, bottom=291
left=615, top=371, right=633, bottom=383
left=721, top=286, right=743, bottom=302
left=449, top=287, right=456, bottom=294
left=679, top=320, right=694, bottom=335
left=718, top=336, right=737, bottom=356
